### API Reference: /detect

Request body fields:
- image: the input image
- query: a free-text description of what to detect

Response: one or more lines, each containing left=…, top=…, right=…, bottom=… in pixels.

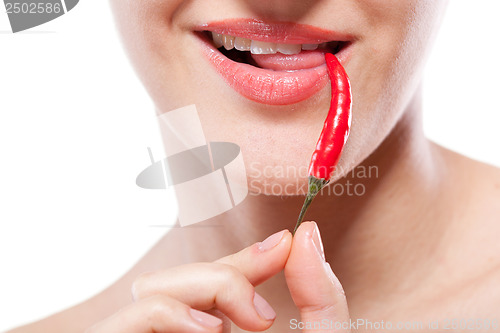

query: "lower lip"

left=198, top=34, right=351, bottom=106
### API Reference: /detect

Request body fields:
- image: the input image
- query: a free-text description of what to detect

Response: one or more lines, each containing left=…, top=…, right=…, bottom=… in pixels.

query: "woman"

left=9, top=0, right=500, bottom=332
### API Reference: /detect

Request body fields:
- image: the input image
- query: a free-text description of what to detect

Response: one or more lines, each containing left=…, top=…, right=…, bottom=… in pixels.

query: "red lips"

left=197, top=19, right=352, bottom=105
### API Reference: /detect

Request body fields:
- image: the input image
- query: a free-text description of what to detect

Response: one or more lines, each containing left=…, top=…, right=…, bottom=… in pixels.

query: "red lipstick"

left=197, top=19, right=352, bottom=105
left=198, top=19, right=353, bottom=44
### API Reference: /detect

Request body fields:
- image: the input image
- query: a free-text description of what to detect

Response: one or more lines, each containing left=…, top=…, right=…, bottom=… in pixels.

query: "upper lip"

left=196, top=19, right=353, bottom=44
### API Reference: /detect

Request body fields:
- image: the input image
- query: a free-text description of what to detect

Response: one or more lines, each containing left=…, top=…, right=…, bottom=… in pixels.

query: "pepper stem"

left=293, top=176, right=329, bottom=235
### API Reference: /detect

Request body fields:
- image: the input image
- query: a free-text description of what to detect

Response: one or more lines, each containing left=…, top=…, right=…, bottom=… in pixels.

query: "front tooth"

left=234, top=37, right=251, bottom=51
left=250, top=40, right=277, bottom=55
left=302, top=44, right=319, bottom=51
left=277, top=43, right=302, bottom=55
left=212, top=32, right=224, bottom=48
left=222, top=35, right=235, bottom=50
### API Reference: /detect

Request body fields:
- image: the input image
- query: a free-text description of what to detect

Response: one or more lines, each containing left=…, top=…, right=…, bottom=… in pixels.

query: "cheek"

left=110, top=0, right=195, bottom=110
left=342, top=0, right=446, bottom=170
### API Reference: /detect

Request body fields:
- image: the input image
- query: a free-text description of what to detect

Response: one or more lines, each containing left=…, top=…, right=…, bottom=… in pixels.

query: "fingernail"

left=324, top=262, right=346, bottom=297
left=324, top=262, right=336, bottom=282
left=310, top=222, right=325, bottom=261
left=189, top=308, right=223, bottom=328
left=258, top=230, right=286, bottom=252
left=253, top=292, right=276, bottom=321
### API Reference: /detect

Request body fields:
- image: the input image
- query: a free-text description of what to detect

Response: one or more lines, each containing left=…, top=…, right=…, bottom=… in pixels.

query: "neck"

left=161, top=87, right=450, bottom=312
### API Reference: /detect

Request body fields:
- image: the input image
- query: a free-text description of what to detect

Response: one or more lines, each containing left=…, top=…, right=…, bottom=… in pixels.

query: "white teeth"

left=211, top=33, right=338, bottom=55
left=212, top=32, right=224, bottom=48
left=234, top=37, right=251, bottom=51
left=302, top=44, right=319, bottom=51
left=276, top=43, right=302, bottom=55
left=251, top=40, right=277, bottom=55
left=222, top=35, right=235, bottom=50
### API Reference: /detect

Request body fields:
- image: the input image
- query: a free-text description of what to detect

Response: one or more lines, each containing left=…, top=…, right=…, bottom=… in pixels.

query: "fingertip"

left=287, top=221, right=323, bottom=273
left=280, top=229, right=293, bottom=248
left=257, top=229, right=290, bottom=252
left=253, top=292, right=277, bottom=322
left=293, top=222, right=322, bottom=255
left=294, top=221, right=317, bottom=235
left=285, top=221, right=327, bottom=292
left=298, top=221, right=317, bottom=230
left=215, top=229, right=292, bottom=287
left=189, top=308, right=224, bottom=329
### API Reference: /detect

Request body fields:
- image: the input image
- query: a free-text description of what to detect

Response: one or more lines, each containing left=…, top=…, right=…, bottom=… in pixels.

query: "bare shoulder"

left=447, top=146, right=500, bottom=255
left=460, top=151, right=500, bottom=221
left=435, top=145, right=500, bottom=309
left=436, top=144, right=500, bottom=220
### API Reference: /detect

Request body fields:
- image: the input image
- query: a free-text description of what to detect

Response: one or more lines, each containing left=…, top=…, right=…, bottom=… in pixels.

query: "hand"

left=85, top=229, right=293, bottom=333
left=85, top=222, right=350, bottom=333
left=285, top=222, right=351, bottom=332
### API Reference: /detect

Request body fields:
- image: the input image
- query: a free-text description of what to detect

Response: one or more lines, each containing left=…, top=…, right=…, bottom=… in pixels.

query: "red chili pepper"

left=293, top=53, right=352, bottom=234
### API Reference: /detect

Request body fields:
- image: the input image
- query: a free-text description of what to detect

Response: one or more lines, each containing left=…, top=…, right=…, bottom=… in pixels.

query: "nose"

left=240, top=0, right=325, bottom=21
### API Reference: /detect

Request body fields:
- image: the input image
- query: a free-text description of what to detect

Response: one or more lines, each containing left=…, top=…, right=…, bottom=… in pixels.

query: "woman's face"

left=111, top=0, right=447, bottom=195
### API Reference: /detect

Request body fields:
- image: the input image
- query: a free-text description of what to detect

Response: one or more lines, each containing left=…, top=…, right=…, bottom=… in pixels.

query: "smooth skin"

left=8, top=0, right=500, bottom=332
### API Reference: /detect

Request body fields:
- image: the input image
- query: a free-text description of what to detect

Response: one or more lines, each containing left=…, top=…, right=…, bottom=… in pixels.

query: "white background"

left=0, top=0, right=499, bottom=331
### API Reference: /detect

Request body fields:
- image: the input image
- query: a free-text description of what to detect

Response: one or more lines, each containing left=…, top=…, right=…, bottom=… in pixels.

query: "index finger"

left=215, top=229, right=293, bottom=285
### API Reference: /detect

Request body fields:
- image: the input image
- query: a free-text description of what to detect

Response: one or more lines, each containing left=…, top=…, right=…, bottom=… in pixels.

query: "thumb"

left=285, top=222, right=350, bottom=332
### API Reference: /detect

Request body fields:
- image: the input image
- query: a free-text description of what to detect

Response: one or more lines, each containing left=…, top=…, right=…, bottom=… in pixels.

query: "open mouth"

left=196, top=19, right=352, bottom=106
left=203, top=31, right=346, bottom=70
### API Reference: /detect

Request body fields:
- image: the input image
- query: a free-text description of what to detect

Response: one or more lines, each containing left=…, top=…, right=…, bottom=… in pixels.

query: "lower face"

left=110, top=0, right=447, bottom=195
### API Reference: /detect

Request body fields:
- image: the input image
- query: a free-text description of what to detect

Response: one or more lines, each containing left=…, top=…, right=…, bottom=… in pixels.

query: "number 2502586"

left=5, top=2, right=62, bottom=14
